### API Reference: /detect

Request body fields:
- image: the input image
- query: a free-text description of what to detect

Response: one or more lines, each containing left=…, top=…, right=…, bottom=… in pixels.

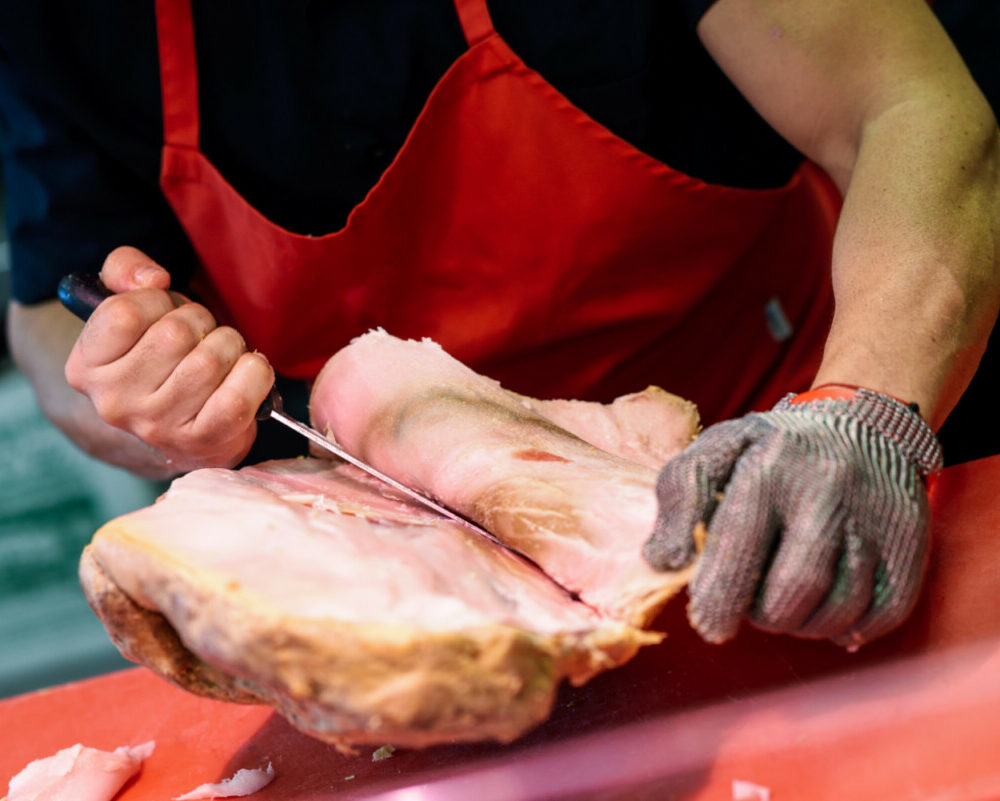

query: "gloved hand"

left=643, top=385, right=943, bottom=648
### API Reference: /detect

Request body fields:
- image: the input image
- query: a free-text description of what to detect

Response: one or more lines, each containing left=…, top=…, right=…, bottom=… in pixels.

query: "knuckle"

left=656, top=450, right=702, bottom=495
left=130, top=417, right=161, bottom=445
left=95, top=398, right=130, bottom=429
left=194, top=412, right=245, bottom=449
left=64, top=356, right=86, bottom=390
left=89, top=385, right=137, bottom=426
left=98, top=295, right=148, bottom=341
left=224, top=387, right=257, bottom=423
left=155, top=314, right=202, bottom=350
left=176, top=302, right=217, bottom=330
left=184, top=345, right=229, bottom=379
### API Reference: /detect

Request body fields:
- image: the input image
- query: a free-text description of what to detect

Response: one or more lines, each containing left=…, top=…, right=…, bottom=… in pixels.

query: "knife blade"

left=55, top=273, right=503, bottom=543
left=256, top=388, right=509, bottom=539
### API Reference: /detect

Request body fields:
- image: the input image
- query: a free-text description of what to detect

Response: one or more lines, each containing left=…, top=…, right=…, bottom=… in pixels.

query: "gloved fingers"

left=827, top=479, right=931, bottom=648
left=795, top=521, right=878, bottom=640
left=687, top=446, right=779, bottom=643
left=644, top=417, right=770, bottom=571
left=748, top=488, right=847, bottom=635
left=832, top=525, right=930, bottom=648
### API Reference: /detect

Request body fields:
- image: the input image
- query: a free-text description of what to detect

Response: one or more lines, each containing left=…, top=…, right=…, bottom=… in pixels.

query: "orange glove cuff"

left=789, top=383, right=919, bottom=414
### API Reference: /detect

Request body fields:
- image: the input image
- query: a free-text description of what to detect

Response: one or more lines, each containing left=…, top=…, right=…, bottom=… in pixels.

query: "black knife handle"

left=57, top=273, right=114, bottom=321
left=256, top=385, right=284, bottom=421
left=57, top=272, right=282, bottom=423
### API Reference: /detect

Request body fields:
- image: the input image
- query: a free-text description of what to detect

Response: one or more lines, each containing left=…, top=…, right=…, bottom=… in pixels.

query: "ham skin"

left=80, top=331, right=699, bottom=750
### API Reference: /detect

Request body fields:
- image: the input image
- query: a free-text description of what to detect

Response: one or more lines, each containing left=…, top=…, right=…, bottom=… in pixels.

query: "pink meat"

left=311, top=330, right=698, bottom=625
left=6, top=741, right=154, bottom=801
left=117, top=460, right=614, bottom=634
left=83, top=460, right=656, bottom=749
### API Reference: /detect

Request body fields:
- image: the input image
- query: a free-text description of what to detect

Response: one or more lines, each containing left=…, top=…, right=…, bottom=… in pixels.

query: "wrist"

left=778, top=385, right=943, bottom=478
left=791, top=382, right=922, bottom=416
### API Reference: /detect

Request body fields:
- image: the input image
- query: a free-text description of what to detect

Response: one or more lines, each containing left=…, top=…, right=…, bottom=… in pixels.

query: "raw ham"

left=311, top=330, right=699, bottom=625
left=81, top=461, right=656, bottom=749
left=5, top=741, right=154, bottom=801
left=80, top=331, right=699, bottom=749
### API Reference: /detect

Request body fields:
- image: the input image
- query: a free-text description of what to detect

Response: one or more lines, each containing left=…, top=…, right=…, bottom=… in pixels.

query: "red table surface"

left=3, top=456, right=1000, bottom=801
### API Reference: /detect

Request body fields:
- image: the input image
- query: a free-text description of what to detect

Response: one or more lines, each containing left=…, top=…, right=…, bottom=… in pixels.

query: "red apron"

left=155, top=0, right=839, bottom=425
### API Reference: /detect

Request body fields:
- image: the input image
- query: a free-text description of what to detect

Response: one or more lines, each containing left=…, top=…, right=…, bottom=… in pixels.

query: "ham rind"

left=82, top=460, right=658, bottom=750
left=311, top=330, right=697, bottom=626
left=6, top=741, right=154, bottom=801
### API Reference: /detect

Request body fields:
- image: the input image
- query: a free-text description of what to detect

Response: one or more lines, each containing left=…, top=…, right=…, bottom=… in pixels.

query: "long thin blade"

left=268, top=409, right=502, bottom=541
left=267, top=410, right=587, bottom=605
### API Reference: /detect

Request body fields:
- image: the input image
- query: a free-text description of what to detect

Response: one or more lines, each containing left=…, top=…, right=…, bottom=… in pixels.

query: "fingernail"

left=135, top=264, right=162, bottom=286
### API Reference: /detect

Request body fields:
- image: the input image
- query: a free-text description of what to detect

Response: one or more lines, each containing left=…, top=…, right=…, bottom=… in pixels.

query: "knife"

left=56, top=273, right=504, bottom=542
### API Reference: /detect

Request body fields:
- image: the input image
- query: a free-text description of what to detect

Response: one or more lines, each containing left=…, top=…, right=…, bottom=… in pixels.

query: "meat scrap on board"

left=80, top=330, right=699, bottom=750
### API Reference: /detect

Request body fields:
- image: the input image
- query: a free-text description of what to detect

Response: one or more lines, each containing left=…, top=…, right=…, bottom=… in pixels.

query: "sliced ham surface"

left=83, top=460, right=657, bottom=749
left=82, top=331, right=698, bottom=750
left=311, top=330, right=698, bottom=625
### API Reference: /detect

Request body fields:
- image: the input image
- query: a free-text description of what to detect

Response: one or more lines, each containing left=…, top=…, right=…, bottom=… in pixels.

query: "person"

left=2, top=1, right=998, bottom=648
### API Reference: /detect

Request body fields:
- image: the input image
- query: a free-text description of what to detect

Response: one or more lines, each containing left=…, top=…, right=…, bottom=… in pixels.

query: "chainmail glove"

left=643, top=385, right=942, bottom=648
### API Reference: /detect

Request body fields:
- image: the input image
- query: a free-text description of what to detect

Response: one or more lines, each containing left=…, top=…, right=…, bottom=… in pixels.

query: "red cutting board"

left=2, top=456, right=999, bottom=801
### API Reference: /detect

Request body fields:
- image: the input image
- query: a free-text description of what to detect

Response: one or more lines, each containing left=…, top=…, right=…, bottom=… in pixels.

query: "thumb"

left=99, top=246, right=172, bottom=293
left=643, top=417, right=767, bottom=571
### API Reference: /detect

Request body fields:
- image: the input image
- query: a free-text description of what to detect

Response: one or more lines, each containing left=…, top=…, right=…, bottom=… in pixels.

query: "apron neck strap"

left=453, top=0, right=496, bottom=47
left=153, top=0, right=494, bottom=148
left=155, top=0, right=200, bottom=149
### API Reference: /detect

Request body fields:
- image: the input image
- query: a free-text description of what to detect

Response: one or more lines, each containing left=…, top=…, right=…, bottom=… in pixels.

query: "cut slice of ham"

left=311, top=330, right=698, bottom=625
left=172, top=763, right=275, bottom=800
left=6, top=741, right=154, bottom=801
left=81, top=331, right=699, bottom=750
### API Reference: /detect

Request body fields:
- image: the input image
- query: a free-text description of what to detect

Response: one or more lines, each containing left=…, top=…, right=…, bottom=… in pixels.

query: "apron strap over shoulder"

left=155, top=0, right=200, bottom=149
left=453, top=0, right=496, bottom=47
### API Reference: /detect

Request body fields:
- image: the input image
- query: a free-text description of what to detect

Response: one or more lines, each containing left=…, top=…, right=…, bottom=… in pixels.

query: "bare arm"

left=646, top=1, right=999, bottom=645
left=698, top=0, right=1000, bottom=429
left=7, top=298, right=177, bottom=479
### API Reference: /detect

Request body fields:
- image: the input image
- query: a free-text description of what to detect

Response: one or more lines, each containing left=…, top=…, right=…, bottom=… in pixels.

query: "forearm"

left=699, top=0, right=1000, bottom=430
left=7, top=299, right=178, bottom=479
left=814, top=91, right=1000, bottom=429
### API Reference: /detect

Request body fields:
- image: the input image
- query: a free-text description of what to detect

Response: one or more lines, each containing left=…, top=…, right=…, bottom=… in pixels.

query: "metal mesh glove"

left=643, top=386, right=942, bottom=648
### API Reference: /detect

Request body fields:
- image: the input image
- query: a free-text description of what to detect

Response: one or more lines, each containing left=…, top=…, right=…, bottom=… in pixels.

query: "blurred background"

left=0, top=155, right=163, bottom=698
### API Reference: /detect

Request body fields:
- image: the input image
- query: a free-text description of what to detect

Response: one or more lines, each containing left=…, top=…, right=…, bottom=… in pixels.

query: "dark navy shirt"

left=0, top=0, right=803, bottom=305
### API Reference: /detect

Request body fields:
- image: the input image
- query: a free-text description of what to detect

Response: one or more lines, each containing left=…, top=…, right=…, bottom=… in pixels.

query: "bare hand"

left=64, top=246, right=274, bottom=472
